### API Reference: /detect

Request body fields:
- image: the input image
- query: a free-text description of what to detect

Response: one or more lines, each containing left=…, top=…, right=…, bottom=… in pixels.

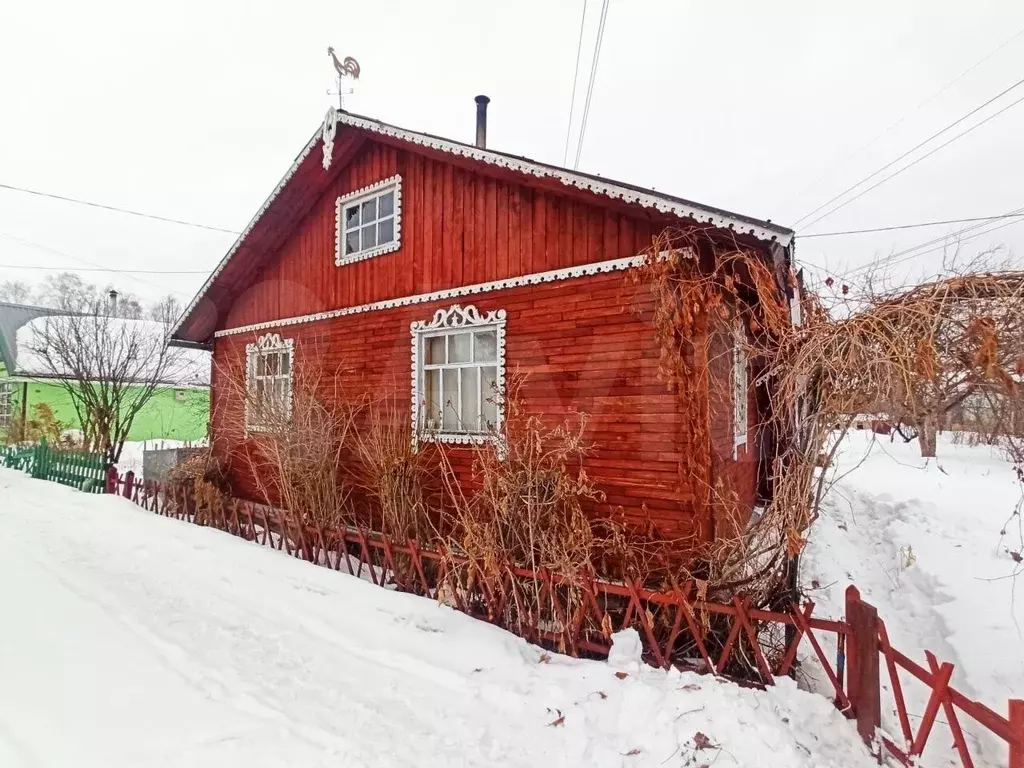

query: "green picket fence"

left=1, top=440, right=108, bottom=494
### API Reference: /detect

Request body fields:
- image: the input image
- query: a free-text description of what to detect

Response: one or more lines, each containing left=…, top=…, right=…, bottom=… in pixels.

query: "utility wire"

left=801, top=212, right=1024, bottom=238
left=840, top=204, right=1024, bottom=279
left=793, top=75, right=1024, bottom=228
left=781, top=24, right=1024, bottom=214
left=0, top=264, right=208, bottom=274
left=562, top=0, right=588, bottom=167
left=798, top=91, right=1024, bottom=232
left=0, top=230, right=193, bottom=297
left=573, top=0, right=610, bottom=170
left=0, top=182, right=240, bottom=235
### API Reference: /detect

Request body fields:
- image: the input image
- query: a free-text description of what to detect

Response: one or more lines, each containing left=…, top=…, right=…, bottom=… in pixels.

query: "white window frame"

left=411, top=304, right=506, bottom=448
left=0, top=381, right=12, bottom=429
left=335, top=175, right=403, bottom=266
left=733, top=320, right=749, bottom=457
left=245, top=332, right=295, bottom=433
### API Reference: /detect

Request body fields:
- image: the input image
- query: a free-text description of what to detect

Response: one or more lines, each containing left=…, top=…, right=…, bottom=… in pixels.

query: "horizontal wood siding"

left=212, top=272, right=741, bottom=539
left=223, top=140, right=671, bottom=330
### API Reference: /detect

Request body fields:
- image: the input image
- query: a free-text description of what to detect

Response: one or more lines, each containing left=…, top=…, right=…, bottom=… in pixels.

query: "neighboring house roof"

left=171, top=108, right=794, bottom=344
left=0, top=301, right=67, bottom=375
left=1, top=305, right=209, bottom=387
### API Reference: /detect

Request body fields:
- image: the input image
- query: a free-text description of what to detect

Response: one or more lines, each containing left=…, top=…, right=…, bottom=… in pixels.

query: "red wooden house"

left=171, top=97, right=795, bottom=543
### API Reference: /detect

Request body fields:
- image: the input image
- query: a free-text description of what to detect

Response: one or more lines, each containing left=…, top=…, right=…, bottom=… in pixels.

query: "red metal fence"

left=105, top=468, right=1022, bottom=767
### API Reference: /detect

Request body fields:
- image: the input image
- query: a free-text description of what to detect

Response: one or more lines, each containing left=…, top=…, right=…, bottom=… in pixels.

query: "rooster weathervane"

left=327, top=47, right=360, bottom=109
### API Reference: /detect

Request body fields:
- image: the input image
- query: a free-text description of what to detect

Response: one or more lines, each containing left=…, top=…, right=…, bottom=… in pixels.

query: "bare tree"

left=0, top=280, right=32, bottom=304
left=35, top=272, right=97, bottom=311
left=149, top=294, right=183, bottom=330
left=25, top=302, right=184, bottom=463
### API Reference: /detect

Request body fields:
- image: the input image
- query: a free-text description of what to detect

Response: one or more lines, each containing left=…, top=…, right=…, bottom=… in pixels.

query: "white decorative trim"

left=321, top=107, right=338, bottom=171
left=409, top=304, right=507, bottom=450
left=214, top=254, right=645, bottom=338
left=732, top=321, right=749, bottom=458
left=334, top=113, right=791, bottom=245
left=172, top=112, right=791, bottom=341
left=334, top=175, right=403, bottom=266
left=244, top=332, right=295, bottom=433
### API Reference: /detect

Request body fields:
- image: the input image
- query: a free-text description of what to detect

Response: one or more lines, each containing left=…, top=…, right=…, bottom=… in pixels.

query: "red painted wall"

left=212, top=136, right=765, bottom=543
left=224, top=140, right=672, bottom=330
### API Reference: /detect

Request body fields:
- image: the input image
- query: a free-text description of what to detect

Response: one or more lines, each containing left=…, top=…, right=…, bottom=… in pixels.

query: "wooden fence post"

left=1010, top=699, right=1024, bottom=768
left=846, top=586, right=881, bottom=746
left=122, top=470, right=135, bottom=498
left=105, top=466, right=118, bottom=495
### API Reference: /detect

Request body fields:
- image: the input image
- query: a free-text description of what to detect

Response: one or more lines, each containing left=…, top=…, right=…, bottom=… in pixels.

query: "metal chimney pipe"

left=474, top=95, right=490, bottom=149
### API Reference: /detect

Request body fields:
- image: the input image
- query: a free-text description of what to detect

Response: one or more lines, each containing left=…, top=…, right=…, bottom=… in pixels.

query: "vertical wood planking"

left=484, top=177, right=497, bottom=280
left=508, top=185, right=521, bottom=279
left=496, top=181, right=509, bottom=279
left=452, top=167, right=465, bottom=287
left=441, top=163, right=454, bottom=289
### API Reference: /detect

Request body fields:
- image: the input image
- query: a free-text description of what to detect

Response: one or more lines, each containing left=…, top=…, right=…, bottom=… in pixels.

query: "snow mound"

left=0, top=466, right=875, bottom=767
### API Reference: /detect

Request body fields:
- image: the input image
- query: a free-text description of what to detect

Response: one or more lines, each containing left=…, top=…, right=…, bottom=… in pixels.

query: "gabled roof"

left=172, top=109, right=794, bottom=344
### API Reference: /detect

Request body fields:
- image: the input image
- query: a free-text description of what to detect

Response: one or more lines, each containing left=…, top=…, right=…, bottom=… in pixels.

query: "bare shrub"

left=214, top=350, right=363, bottom=529
left=438, top=379, right=604, bottom=582
left=352, top=399, right=437, bottom=541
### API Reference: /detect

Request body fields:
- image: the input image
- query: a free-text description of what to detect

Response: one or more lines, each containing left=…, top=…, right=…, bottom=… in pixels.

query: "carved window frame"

left=733, top=320, right=749, bottom=457
left=245, top=332, right=295, bottom=433
left=410, top=304, right=507, bottom=448
left=334, top=175, right=403, bottom=266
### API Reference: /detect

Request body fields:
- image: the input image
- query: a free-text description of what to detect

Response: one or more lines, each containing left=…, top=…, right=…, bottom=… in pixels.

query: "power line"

left=798, top=90, right=1024, bottom=232
left=0, top=182, right=241, bottom=234
left=0, top=230, right=193, bottom=297
left=793, top=75, right=1024, bottom=229
left=781, top=24, right=1024, bottom=214
left=573, top=0, right=610, bottom=170
left=0, top=264, right=207, bottom=274
left=562, top=0, right=588, bottom=167
left=840, top=204, right=1024, bottom=279
left=801, top=212, right=1024, bottom=238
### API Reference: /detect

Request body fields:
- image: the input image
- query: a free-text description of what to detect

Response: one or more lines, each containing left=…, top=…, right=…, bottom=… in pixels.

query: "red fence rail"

left=103, top=468, right=1022, bottom=766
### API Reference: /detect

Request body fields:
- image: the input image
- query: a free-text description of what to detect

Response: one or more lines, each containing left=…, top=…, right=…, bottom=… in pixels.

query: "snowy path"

left=0, top=467, right=874, bottom=767
left=803, top=432, right=1024, bottom=767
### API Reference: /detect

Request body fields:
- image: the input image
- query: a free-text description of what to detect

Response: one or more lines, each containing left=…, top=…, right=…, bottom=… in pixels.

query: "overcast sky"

left=3, top=0, right=1024, bottom=307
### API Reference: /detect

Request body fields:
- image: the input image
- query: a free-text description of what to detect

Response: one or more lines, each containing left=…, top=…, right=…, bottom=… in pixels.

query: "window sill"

left=335, top=240, right=401, bottom=267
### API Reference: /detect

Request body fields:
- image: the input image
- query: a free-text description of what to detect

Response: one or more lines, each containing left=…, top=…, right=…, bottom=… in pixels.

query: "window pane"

left=345, top=204, right=360, bottom=229
left=481, top=366, right=498, bottom=430
left=255, top=355, right=265, bottom=376
left=378, top=216, right=394, bottom=244
left=442, top=369, right=459, bottom=431
left=424, top=369, right=440, bottom=429
left=379, top=191, right=394, bottom=217
left=474, top=330, right=497, bottom=362
left=450, top=332, right=471, bottom=363
left=461, top=367, right=479, bottom=432
left=361, top=224, right=377, bottom=250
left=425, top=335, right=445, bottom=365
left=346, top=229, right=360, bottom=255
left=280, top=351, right=290, bottom=375
left=361, top=198, right=377, bottom=222
left=265, top=353, right=279, bottom=376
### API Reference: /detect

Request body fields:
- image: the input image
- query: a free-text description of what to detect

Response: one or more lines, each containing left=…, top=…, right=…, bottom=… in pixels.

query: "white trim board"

left=213, top=254, right=646, bottom=339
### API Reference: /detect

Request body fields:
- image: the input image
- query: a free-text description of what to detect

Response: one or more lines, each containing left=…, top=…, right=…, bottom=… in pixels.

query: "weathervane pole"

left=327, top=47, right=361, bottom=110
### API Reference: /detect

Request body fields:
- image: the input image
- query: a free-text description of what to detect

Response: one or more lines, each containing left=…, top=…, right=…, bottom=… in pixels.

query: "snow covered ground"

left=0, top=466, right=874, bottom=768
left=803, top=430, right=1023, bottom=767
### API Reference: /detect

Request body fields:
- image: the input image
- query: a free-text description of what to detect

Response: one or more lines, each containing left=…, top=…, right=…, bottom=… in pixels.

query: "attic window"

left=335, top=175, right=403, bottom=266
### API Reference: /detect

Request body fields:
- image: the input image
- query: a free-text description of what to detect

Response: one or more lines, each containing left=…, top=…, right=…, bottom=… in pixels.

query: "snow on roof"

left=13, top=314, right=209, bottom=387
